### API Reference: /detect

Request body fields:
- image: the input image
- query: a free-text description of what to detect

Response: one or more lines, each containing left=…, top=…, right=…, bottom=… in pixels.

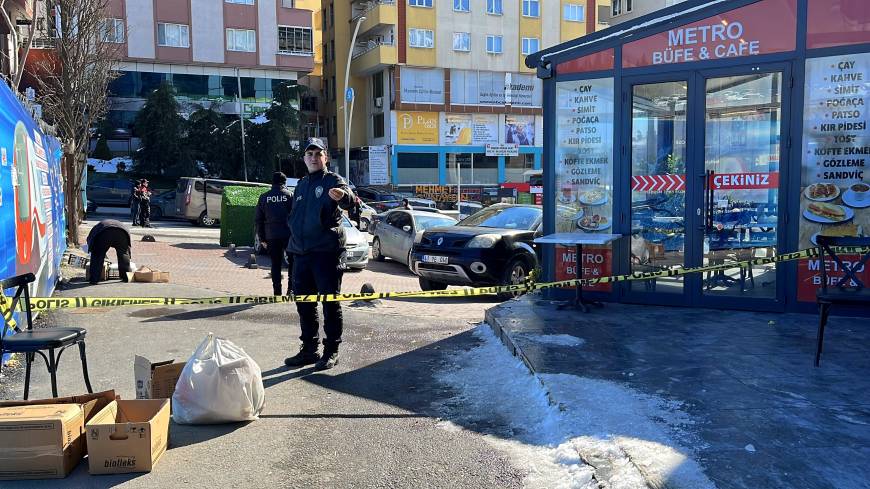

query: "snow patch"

left=517, top=333, right=586, bottom=348
left=434, top=324, right=714, bottom=489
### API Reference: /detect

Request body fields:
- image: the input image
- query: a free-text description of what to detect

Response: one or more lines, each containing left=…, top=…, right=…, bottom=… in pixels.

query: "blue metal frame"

left=537, top=0, right=870, bottom=314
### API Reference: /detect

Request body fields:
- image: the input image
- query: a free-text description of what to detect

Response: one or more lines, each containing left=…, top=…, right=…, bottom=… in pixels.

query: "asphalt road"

left=2, top=282, right=525, bottom=488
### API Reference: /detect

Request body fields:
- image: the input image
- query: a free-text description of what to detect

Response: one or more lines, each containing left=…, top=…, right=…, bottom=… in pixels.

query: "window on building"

left=372, top=72, right=384, bottom=103
left=372, top=113, right=385, bottom=138
left=409, top=0, right=432, bottom=7
left=409, top=29, right=434, bottom=49
left=505, top=154, right=535, bottom=183
left=324, top=82, right=329, bottom=101
left=100, top=18, right=125, bottom=43
left=278, top=26, right=312, bottom=54
left=486, top=35, right=503, bottom=54
left=453, top=0, right=469, bottom=12
left=329, top=3, right=334, bottom=25
left=522, top=0, right=540, bottom=17
left=598, top=5, right=610, bottom=25
left=486, top=0, right=502, bottom=15
left=331, top=77, right=336, bottom=101
left=521, top=37, right=539, bottom=55
left=398, top=153, right=438, bottom=184
left=612, top=0, right=633, bottom=16
left=226, top=0, right=254, bottom=4
left=453, top=32, right=470, bottom=52
left=563, top=3, right=584, bottom=22
left=330, top=40, right=335, bottom=62
left=227, top=28, right=256, bottom=52
left=332, top=116, right=337, bottom=136
left=157, top=23, right=189, bottom=48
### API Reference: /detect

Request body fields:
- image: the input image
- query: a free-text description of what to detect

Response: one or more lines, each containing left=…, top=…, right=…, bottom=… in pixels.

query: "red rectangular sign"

left=710, top=172, right=779, bottom=190
left=797, top=256, right=870, bottom=302
left=554, top=245, right=612, bottom=292
left=622, top=0, right=798, bottom=68
left=558, top=49, right=615, bottom=75
left=807, top=0, right=870, bottom=49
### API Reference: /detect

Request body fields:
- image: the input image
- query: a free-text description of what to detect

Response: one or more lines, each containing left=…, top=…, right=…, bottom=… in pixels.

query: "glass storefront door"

left=625, top=68, right=787, bottom=308
left=701, top=73, right=782, bottom=300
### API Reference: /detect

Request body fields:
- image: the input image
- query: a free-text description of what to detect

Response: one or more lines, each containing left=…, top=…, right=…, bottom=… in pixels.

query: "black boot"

left=284, top=344, right=320, bottom=367
left=315, top=345, right=339, bottom=371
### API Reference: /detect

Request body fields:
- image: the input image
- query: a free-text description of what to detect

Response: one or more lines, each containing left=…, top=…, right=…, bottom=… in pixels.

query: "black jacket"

left=86, top=219, right=131, bottom=250
left=286, top=169, right=354, bottom=255
left=255, top=185, right=294, bottom=241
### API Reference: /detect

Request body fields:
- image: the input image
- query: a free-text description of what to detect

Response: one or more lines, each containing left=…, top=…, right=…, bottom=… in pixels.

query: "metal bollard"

left=246, top=253, right=258, bottom=269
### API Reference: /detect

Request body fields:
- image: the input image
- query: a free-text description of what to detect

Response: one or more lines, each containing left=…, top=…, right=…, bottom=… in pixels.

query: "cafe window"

left=397, top=153, right=438, bottom=184
left=505, top=154, right=534, bottom=183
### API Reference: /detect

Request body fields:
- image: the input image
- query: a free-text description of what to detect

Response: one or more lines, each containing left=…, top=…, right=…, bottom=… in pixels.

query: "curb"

left=484, top=302, right=660, bottom=489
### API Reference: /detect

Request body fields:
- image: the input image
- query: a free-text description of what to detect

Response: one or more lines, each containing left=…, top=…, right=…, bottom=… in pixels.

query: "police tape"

left=4, top=246, right=869, bottom=313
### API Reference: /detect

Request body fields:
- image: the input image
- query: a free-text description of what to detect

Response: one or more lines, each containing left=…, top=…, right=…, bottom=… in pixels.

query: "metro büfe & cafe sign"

left=622, top=0, right=798, bottom=68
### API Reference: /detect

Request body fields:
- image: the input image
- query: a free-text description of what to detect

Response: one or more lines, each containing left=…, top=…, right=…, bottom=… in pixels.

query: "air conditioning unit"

left=374, top=97, right=383, bottom=108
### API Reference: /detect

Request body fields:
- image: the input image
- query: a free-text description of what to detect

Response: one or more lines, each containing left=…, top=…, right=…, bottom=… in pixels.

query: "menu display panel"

left=799, top=53, right=870, bottom=301
left=554, top=78, right=615, bottom=291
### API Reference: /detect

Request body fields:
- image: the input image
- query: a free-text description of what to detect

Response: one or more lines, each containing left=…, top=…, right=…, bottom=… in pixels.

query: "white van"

left=175, top=177, right=270, bottom=226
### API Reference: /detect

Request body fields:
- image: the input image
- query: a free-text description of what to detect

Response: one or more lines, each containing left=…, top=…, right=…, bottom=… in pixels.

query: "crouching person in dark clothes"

left=255, top=171, right=295, bottom=296
left=284, top=137, right=355, bottom=371
left=86, top=219, right=132, bottom=284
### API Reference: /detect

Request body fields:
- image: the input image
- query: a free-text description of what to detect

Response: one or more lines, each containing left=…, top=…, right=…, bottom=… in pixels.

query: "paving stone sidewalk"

left=486, top=297, right=870, bottom=489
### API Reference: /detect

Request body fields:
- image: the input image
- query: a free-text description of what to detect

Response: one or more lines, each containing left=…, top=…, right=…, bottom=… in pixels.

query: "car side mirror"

left=402, top=225, right=412, bottom=233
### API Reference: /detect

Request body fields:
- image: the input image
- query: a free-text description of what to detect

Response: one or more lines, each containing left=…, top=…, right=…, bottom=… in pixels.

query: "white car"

left=342, top=216, right=370, bottom=270
left=358, top=201, right=377, bottom=232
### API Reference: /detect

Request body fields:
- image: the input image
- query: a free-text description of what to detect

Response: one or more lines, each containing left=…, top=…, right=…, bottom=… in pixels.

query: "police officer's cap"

left=305, top=137, right=327, bottom=152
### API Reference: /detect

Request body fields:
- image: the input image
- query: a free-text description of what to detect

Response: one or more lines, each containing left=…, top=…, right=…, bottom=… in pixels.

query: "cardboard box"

left=133, top=267, right=170, bottom=283
left=85, top=399, right=171, bottom=475
left=0, top=404, right=85, bottom=480
left=0, top=390, right=118, bottom=425
left=135, top=356, right=185, bottom=400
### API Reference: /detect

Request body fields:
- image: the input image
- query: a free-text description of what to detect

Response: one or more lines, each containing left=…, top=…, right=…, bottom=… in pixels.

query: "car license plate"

left=422, top=255, right=448, bottom=264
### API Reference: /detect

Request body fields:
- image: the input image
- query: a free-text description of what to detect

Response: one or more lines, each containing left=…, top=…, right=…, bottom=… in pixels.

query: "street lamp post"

left=236, top=67, right=249, bottom=181
left=344, top=15, right=366, bottom=183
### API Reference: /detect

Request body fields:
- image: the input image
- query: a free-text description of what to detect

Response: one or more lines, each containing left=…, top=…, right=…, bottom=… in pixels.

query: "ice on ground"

left=516, top=333, right=586, bottom=348
left=434, top=324, right=715, bottom=489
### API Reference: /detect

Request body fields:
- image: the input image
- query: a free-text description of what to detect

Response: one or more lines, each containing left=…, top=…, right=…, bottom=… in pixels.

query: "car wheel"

left=151, top=206, right=163, bottom=221
left=498, top=257, right=530, bottom=300
left=372, top=237, right=385, bottom=262
left=360, top=217, right=370, bottom=232
left=419, top=277, right=448, bottom=291
left=198, top=212, right=217, bottom=227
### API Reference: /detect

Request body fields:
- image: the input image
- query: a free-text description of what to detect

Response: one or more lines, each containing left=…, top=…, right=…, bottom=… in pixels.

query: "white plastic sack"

left=172, top=333, right=265, bottom=424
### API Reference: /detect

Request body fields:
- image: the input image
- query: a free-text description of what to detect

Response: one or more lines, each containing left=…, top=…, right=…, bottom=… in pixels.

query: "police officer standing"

left=255, top=171, right=294, bottom=296
left=284, top=137, right=355, bottom=371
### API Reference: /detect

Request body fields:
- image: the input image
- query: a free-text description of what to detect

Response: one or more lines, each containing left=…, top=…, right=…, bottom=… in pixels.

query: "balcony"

left=351, top=0, right=397, bottom=36
left=350, top=41, right=397, bottom=76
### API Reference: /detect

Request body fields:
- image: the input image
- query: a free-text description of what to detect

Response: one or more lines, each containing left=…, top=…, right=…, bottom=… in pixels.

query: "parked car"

left=404, top=197, right=437, bottom=209
left=458, top=201, right=484, bottom=220
left=342, top=215, right=370, bottom=270
left=358, top=201, right=377, bottom=232
left=354, top=186, right=403, bottom=212
left=149, top=190, right=180, bottom=220
left=411, top=204, right=542, bottom=299
left=372, top=210, right=458, bottom=267
left=86, top=178, right=134, bottom=210
left=175, top=177, right=270, bottom=227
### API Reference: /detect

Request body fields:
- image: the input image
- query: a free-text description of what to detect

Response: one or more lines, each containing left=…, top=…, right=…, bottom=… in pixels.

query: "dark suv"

left=411, top=204, right=542, bottom=299
left=354, top=187, right=403, bottom=212
left=86, top=178, right=134, bottom=210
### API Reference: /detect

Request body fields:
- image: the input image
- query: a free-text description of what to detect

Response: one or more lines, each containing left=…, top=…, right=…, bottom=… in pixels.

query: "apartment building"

left=322, top=0, right=610, bottom=197
left=607, top=0, right=686, bottom=24
left=21, top=0, right=316, bottom=153
left=0, top=0, right=33, bottom=81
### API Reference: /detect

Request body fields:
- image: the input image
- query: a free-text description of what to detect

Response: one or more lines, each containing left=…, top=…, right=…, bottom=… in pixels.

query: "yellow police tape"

left=3, top=246, right=869, bottom=314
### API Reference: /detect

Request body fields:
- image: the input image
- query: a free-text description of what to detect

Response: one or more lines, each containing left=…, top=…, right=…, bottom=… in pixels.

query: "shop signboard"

left=798, top=52, right=870, bottom=302
left=450, top=70, right=542, bottom=107
left=506, top=73, right=542, bottom=107
left=504, top=115, right=535, bottom=146
left=396, top=111, right=439, bottom=144
left=807, top=0, right=870, bottom=49
left=485, top=144, right=519, bottom=157
left=622, top=0, right=798, bottom=68
left=554, top=246, right=612, bottom=293
left=368, top=146, right=389, bottom=185
left=400, top=67, right=445, bottom=104
left=441, top=114, right=499, bottom=146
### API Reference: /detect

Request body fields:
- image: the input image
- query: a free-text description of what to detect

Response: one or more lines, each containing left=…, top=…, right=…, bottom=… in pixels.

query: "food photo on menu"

left=801, top=181, right=869, bottom=247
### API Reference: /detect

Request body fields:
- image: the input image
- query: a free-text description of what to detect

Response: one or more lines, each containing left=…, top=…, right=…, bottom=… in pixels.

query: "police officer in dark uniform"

left=255, top=171, right=295, bottom=296
left=86, top=219, right=132, bottom=284
left=284, top=137, right=355, bottom=371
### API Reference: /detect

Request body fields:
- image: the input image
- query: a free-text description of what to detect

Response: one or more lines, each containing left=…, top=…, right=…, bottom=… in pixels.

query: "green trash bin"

left=220, top=186, right=270, bottom=247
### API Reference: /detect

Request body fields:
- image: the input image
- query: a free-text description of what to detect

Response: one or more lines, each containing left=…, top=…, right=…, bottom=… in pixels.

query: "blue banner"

left=0, top=82, right=66, bottom=363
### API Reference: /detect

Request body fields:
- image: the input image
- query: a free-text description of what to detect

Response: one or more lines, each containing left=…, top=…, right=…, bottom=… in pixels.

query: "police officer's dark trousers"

left=88, top=228, right=132, bottom=284
left=267, top=238, right=292, bottom=296
left=292, top=251, right=343, bottom=352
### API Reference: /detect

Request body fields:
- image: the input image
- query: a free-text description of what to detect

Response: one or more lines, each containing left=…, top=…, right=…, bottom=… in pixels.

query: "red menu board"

left=554, top=245, right=612, bottom=293
left=622, top=0, right=797, bottom=68
left=797, top=255, right=870, bottom=302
